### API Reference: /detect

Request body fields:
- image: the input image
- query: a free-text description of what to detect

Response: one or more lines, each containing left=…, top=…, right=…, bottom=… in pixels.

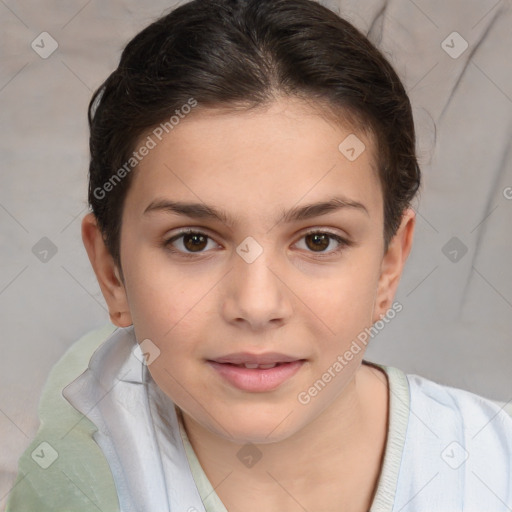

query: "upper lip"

left=209, top=352, right=305, bottom=365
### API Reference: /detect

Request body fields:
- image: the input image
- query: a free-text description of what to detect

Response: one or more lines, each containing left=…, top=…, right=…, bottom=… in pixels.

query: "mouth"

left=209, top=351, right=305, bottom=365
left=206, top=359, right=306, bottom=392
left=214, top=361, right=293, bottom=369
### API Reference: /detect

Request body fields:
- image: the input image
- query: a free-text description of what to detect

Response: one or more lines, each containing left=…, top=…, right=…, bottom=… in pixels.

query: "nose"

left=221, top=242, right=293, bottom=331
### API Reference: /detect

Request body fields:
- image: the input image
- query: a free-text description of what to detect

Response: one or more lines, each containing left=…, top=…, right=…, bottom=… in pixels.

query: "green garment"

left=6, top=324, right=120, bottom=512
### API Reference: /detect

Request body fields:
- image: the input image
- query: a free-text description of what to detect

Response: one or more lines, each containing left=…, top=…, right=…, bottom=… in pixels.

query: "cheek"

left=123, top=249, right=201, bottom=333
left=296, top=256, right=380, bottom=344
left=145, top=353, right=212, bottom=418
left=130, top=295, right=207, bottom=408
left=124, top=258, right=214, bottom=366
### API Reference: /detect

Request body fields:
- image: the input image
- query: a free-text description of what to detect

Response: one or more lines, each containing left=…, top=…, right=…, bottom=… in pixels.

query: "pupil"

left=184, top=233, right=207, bottom=252
left=307, top=233, right=328, bottom=251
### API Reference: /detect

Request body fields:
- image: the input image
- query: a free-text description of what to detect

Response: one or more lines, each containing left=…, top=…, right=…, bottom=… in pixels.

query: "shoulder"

left=6, top=324, right=121, bottom=512
left=403, top=372, right=512, bottom=504
left=380, top=369, right=512, bottom=509
left=36, top=322, right=118, bottom=427
left=406, top=372, right=512, bottom=423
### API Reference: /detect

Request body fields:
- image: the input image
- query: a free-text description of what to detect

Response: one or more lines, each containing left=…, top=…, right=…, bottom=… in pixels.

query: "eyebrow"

left=143, top=195, right=369, bottom=226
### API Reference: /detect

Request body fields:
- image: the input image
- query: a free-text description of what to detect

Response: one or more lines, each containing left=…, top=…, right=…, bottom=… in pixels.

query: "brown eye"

left=182, top=233, right=208, bottom=252
left=164, top=230, right=218, bottom=257
left=304, top=233, right=330, bottom=252
left=295, top=230, right=350, bottom=257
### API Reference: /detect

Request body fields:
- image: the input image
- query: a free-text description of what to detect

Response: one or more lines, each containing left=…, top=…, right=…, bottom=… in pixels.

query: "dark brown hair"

left=87, top=0, right=421, bottom=272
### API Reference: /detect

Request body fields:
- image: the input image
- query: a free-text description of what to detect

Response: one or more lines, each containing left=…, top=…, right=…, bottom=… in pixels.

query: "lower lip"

left=207, top=360, right=305, bottom=392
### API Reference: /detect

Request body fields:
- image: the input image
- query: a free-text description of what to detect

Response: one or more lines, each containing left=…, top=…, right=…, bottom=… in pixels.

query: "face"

left=84, top=96, right=414, bottom=445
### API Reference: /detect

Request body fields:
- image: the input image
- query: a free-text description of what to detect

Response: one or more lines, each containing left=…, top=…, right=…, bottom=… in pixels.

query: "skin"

left=82, top=96, right=415, bottom=512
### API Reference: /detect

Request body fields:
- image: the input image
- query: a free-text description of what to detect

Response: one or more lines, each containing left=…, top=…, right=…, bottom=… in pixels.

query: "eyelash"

left=163, top=228, right=352, bottom=260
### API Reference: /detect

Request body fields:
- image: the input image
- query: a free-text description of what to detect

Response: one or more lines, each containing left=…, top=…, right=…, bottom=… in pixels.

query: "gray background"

left=1, top=0, right=511, bottom=508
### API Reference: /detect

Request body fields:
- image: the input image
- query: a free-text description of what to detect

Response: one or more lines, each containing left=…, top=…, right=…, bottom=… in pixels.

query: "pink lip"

left=207, top=360, right=305, bottom=392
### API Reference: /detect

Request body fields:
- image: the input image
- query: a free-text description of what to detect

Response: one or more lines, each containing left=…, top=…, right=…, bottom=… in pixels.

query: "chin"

left=208, top=409, right=304, bottom=446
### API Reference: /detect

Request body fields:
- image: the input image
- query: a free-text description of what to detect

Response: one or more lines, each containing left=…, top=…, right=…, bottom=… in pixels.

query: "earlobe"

left=372, top=208, right=416, bottom=323
left=81, top=212, right=133, bottom=327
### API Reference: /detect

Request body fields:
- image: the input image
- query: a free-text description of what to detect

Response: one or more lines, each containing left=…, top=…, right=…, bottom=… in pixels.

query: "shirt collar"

left=88, top=325, right=147, bottom=386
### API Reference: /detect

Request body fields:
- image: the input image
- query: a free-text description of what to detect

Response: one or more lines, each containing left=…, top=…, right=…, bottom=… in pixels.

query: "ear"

left=372, top=208, right=416, bottom=323
left=81, top=212, right=133, bottom=327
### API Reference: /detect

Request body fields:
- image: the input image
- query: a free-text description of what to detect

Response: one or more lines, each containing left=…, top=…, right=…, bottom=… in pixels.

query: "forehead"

left=123, top=97, right=382, bottom=225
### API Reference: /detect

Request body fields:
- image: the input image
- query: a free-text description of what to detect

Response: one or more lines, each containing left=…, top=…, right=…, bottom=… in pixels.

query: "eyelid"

left=300, top=226, right=348, bottom=239
left=164, top=224, right=349, bottom=240
left=163, top=226, right=221, bottom=241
